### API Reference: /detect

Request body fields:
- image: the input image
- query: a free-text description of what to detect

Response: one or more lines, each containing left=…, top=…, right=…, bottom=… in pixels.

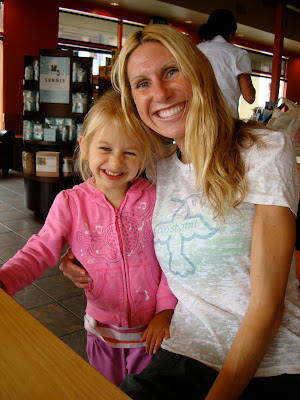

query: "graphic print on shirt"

left=154, top=194, right=219, bottom=277
left=76, top=202, right=154, bottom=264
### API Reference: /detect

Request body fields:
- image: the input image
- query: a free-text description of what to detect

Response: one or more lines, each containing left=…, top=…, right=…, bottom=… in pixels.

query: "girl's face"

left=127, top=41, right=193, bottom=149
left=80, top=122, right=142, bottom=202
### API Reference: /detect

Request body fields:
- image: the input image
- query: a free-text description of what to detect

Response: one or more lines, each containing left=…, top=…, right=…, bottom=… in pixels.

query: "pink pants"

left=86, top=332, right=153, bottom=387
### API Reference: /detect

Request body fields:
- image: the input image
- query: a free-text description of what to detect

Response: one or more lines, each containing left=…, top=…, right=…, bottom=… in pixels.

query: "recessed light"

left=185, top=20, right=193, bottom=24
left=110, top=2, right=119, bottom=6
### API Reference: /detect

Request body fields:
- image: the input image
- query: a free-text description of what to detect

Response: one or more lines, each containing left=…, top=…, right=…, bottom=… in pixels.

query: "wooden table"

left=0, top=289, right=131, bottom=400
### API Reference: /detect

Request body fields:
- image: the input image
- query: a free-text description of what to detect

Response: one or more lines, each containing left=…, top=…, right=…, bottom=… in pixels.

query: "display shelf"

left=23, top=50, right=92, bottom=214
left=24, top=140, right=77, bottom=155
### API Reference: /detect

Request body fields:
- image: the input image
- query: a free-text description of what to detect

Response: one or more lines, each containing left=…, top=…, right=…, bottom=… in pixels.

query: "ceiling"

left=78, top=0, right=300, bottom=55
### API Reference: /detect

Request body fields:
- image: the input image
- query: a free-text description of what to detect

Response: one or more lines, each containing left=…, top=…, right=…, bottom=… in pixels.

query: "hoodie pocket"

left=85, top=267, right=125, bottom=313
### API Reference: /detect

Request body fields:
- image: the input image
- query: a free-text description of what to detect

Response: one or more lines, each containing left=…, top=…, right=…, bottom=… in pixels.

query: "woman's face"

left=127, top=41, right=192, bottom=148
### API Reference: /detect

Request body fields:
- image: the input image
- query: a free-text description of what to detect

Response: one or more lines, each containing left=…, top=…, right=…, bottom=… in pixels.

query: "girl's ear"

left=79, top=135, right=84, bottom=147
left=79, top=136, right=88, bottom=160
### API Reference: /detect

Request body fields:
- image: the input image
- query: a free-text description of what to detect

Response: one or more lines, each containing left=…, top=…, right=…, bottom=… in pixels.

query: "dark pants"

left=120, top=349, right=300, bottom=400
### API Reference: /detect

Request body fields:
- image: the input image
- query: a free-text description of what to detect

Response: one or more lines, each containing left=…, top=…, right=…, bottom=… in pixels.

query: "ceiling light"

left=185, top=21, right=192, bottom=24
left=110, top=2, right=119, bottom=6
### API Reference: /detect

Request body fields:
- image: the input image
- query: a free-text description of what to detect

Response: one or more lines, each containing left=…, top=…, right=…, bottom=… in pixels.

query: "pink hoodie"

left=0, top=177, right=177, bottom=327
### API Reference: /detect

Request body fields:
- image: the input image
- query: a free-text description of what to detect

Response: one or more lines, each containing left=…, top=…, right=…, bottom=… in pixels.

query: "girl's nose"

left=110, top=153, right=123, bottom=168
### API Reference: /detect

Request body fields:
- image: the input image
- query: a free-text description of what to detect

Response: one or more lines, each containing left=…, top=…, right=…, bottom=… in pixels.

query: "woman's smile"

left=155, top=102, right=186, bottom=119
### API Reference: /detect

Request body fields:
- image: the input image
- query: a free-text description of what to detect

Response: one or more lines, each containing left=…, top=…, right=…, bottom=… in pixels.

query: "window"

left=239, top=49, right=287, bottom=120
left=59, top=9, right=119, bottom=47
left=58, top=9, right=145, bottom=81
left=122, top=21, right=144, bottom=45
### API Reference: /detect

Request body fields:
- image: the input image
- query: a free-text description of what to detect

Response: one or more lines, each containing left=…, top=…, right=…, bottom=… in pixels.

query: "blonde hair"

left=112, top=24, right=263, bottom=219
left=74, top=88, right=163, bottom=182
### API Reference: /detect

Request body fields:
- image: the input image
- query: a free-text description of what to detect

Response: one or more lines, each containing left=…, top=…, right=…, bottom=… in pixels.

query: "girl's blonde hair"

left=112, top=24, right=263, bottom=219
left=75, top=88, right=164, bottom=182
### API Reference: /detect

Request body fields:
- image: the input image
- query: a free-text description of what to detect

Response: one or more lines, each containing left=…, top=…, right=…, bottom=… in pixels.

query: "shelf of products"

left=23, top=49, right=92, bottom=214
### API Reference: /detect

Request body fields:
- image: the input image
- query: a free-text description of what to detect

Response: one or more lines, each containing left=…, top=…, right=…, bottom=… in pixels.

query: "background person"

left=60, top=25, right=300, bottom=400
left=0, top=89, right=177, bottom=387
left=197, top=8, right=256, bottom=118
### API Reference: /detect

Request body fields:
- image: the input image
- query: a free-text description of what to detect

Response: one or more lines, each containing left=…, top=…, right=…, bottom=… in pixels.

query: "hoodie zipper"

left=115, top=208, right=131, bottom=326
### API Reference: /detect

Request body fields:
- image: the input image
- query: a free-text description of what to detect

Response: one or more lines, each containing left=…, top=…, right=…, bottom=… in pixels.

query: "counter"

left=0, top=289, right=130, bottom=400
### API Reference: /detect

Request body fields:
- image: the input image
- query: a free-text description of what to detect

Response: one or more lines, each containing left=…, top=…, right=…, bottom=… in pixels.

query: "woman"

left=197, top=8, right=256, bottom=118
left=60, top=25, right=300, bottom=399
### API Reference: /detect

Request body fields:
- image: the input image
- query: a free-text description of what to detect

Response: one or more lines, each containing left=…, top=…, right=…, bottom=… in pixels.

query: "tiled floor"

left=0, top=170, right=88, bottom=362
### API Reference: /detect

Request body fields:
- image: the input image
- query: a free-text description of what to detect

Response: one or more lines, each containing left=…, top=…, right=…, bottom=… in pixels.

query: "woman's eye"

left=167, top=68, right=178, bottom=77
left=137, top=81, right=148, bottom=89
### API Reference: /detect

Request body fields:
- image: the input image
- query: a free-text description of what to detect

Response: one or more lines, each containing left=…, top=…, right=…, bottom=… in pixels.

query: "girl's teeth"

left=105, top=170, right=123, bottom=176
left=157, top=104, right=185, bottom=119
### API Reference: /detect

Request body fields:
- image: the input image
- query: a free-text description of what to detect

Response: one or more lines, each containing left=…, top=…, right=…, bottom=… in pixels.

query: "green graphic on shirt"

left=154, top=194, right=219, bottom=277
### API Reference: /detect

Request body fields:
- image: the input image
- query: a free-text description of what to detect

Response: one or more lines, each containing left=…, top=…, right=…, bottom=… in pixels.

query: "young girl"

left=0, top=89, right=177, bottom=386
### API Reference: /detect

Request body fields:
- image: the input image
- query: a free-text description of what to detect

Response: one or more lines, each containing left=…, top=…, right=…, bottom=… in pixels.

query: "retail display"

left=23, top=49, right=93, bottom=214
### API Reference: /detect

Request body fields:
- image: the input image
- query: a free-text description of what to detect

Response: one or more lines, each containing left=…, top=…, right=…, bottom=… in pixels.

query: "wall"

left=3, top=0, right=59, bottom=136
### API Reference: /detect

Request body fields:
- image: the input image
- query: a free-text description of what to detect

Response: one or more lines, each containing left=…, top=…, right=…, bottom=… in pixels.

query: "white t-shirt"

left=197, top=35, right=252, bottom=118
left=152, top=129, right=300, bottom=377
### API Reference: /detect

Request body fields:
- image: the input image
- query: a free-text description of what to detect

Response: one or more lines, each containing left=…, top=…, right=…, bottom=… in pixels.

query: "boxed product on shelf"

left=72, top=92, right=88, bottom=114
left=22, top=151, right=35, bottom=175
left=24, top=65, right=34, bottom=80
left=33, top=123, right=44, bottom=140
left=63, top=156, right=74, bottom=177
left=23, top=120, right=38, bottom=140
left=99, top=66, right=106, bottom=79
left=36, top=151, right=60, bottom=177
left=111, top=49, right=120, bottom=65
left=23, top=90, right=39, bottom=112
left=43, top=128, right=57, bottom=142
left=44, top=117, right=77, bottom=141
left=93, top=75, right=99, bottom=85
left=73, top=61, right=87, bottom=82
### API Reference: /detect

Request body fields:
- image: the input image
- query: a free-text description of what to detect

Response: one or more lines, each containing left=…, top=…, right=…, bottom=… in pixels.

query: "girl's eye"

left=100, top=147, right=110, bottom=151
left=125, top=151, right=136, bottom=156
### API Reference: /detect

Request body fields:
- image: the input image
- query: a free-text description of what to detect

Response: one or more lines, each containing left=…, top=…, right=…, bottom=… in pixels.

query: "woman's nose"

left=153, top=79, right=171, bottom=101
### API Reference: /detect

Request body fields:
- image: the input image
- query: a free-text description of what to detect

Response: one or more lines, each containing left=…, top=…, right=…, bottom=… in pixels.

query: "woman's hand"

left=141, top=309, right=174, bottom=355
left=59, top=248, right=92, bottom=289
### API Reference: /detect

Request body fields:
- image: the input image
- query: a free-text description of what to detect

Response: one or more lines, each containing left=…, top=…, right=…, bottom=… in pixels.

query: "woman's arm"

left=238, top=74, right=255, bottom=104
left=205, top=204, right=295, bottom=400
left=59, top=248, right=92, bottom=289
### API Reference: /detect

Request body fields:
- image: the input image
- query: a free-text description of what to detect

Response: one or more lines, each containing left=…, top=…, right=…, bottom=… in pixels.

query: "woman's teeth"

left=157, top=104, right=185, bottom=119
left=105, top=170, right=123, bottom=176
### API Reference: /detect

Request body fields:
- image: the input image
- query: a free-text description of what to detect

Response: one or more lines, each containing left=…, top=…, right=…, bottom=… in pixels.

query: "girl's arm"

left=141, top=270, right=177, bottom=355
left=205, top=204, right=295, bottom=400
left=140, top=309, right=174, bottom=355
left=0, top=192, right=71, bottom=296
